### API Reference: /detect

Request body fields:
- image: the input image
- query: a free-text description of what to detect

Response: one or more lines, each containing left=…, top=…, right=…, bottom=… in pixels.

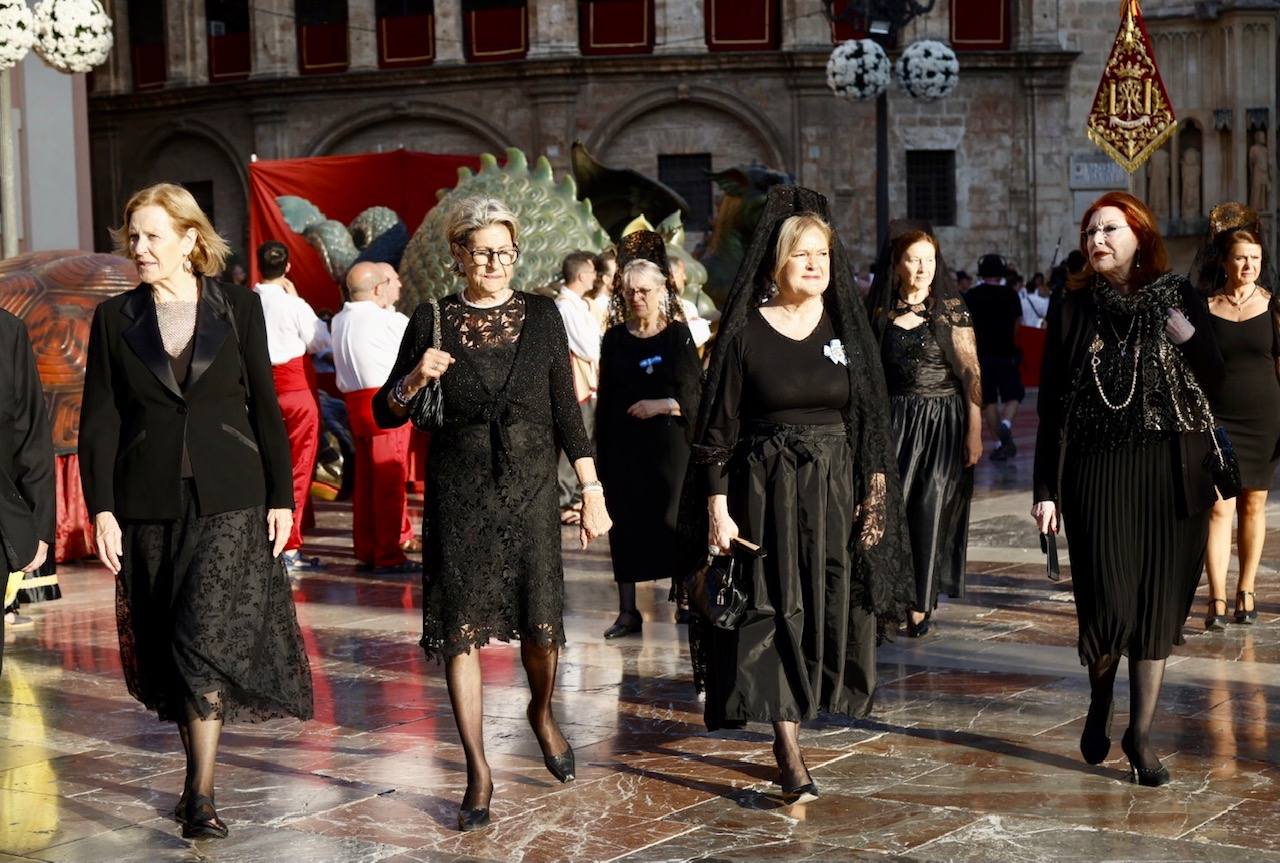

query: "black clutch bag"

left=409, top=298, right=445, bottom=432
left=684, top=537, right=764, bottom=630
left=1205, top=425, right=1242, bottom=500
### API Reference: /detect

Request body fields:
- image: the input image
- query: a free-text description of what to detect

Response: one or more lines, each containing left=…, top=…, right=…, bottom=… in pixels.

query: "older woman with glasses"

left=375, top=196, right=611, bottom=831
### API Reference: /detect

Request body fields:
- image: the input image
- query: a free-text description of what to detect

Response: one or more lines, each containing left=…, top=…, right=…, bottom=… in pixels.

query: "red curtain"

left=463, top=1, right=529, bottom=61
left=830, top=0, right=867, bottom=41
left=579, top=0, right=653, bottom=55
left=55, top=455, right=93, bottom=563
left=705, top=0, right=779, bottom=52
left=951, top=0, right=1012, bottom=50
left=379, top=14, right=436, bottom=67
left=247, top=151, right=483, bottom=311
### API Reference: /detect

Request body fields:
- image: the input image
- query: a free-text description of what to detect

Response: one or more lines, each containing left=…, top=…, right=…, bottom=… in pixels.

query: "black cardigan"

left=0, top=310, right=54, bottom=572
left=1033, top=277, right=1225, bottom=516
left=79, top=280, right=294, bottom=520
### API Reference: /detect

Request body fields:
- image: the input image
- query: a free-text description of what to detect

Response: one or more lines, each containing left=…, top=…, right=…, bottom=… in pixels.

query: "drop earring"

left=182, top=256, right=193, bottom=274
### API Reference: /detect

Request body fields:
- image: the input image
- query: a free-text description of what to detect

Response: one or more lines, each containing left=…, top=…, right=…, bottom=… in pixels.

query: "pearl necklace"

left=1089, top=314, right=1141, bottom=411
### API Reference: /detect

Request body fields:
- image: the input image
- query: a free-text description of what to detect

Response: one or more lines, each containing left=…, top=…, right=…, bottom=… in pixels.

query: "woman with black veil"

left=866, top=223, right=982, bottom=636
left=685, top=186, right=914, bottom=800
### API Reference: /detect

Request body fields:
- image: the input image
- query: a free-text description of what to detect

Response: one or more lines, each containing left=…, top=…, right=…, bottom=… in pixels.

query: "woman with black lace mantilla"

left=375, top=196, right=612, bottom=832
left=689, top=186, right=914, bottom=802
left=867, top=224, right=982, bottom=637
left=1032, top=191, right=1223, bottom=787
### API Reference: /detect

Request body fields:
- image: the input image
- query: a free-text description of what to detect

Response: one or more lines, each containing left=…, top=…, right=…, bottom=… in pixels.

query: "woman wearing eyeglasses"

left=374, top=196, right=612, bottom=831
left=594, top=238, right=702, bottom=639
left=1032, top=192, right=1223, bottom=787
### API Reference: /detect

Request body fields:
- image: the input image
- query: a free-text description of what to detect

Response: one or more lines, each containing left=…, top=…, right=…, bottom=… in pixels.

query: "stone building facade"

left=87, top=0, right=1279, bottom=278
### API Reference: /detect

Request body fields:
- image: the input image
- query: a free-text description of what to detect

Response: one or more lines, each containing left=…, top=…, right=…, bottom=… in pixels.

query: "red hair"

left=1068, top=192, right=1169, bottom=290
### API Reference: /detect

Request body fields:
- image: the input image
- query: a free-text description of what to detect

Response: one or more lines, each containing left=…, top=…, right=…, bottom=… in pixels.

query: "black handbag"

left=684, top=537, right=764, bottom=630
left=409, top=298, right=445, bottom=432
left=1205, top=424, right=1242, bottom=500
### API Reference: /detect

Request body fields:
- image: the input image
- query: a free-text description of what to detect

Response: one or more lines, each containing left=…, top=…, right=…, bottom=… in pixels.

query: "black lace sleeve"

left=546, top=302, right=593, bottom=462
left=698, top=330, right=744, bottom=495
left=374, top=302, right=432, bottom=430
left=669, top=322, right=703, bottom=432
left=942, top=297, right=983, bottom=409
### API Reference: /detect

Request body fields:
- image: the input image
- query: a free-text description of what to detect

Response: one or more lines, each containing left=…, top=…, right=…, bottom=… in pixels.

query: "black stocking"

left=521, top=639, right=569, bottom=758
left=1086, top=654, right=1119, bottom=733
left=772, top=720, right=811, bottom=790
left=445, top=649, right=492, bottom=809
left=177, top=721, right=193, bottom=803
left=615, top=583, right=638, bottom=624
left=1127, top=657, right=1167, bottom=771
left=185, top=692, right=223, bottom=800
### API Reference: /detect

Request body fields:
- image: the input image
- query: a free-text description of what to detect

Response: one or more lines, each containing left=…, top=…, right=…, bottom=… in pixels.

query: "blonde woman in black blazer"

left=80, top=184, right=312, bottom=840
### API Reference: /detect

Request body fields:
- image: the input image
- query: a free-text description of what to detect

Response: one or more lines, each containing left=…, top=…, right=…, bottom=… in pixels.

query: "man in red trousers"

left=253, top=241, right=331, bottom=572
left=331, top=261, right=416, bottom=573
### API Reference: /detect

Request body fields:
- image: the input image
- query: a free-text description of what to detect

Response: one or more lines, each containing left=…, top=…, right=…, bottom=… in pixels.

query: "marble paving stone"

left=614, top=827, right=893, bottom=862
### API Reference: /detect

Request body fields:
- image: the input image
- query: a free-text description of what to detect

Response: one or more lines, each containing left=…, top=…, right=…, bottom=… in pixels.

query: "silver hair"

left=444, top=196, right=520, bottom=247
left=620, top=258, right=665, bottom=290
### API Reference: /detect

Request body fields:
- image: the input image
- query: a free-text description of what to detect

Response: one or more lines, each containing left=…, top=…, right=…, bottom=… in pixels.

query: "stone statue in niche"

left=1147, top=148, right=1170, bottom=217
left=1249, top=131, right=1271, bottom=213
left=1181, top=147, right=1202, bottom=219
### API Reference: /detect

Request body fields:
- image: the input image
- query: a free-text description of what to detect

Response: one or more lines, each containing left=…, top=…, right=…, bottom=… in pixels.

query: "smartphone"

left=1040, top=532, right=1060, bottom=581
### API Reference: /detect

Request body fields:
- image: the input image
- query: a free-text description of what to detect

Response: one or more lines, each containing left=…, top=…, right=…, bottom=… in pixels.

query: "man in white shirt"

left=331, top=261, right=416, bottom=573
left=670, top=257, right=713, bottom=349
left=554, top=252, right=602, bottom=521
left=254, top=242, right=332, bottom=570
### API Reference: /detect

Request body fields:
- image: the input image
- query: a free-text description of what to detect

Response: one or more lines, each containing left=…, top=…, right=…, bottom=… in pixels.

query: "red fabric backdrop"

left=248, top=151, right=482, bottom=311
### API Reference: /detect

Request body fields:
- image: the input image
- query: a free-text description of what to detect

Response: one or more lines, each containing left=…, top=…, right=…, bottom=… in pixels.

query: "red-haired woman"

left=1194, top=205, right=1280, bottom=629
left=1032, top=192, right=1223, bottom=787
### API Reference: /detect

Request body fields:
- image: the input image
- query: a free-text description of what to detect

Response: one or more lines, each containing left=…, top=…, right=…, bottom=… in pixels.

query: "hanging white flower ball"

left=826, top=39, right=890, bottom=101
left=895, top=39, right=960, bottom=101
left=0, top=0, right=36, bottom=71
left=32, top=0, right=113, bottom=74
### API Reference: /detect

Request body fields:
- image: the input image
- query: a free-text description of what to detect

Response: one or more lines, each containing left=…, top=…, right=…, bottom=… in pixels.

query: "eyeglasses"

left=624, top=287, right=660, bottom=298
left=1082, top=224, right=1130, bottom=242
left=457, top=245, right=520, bottom=267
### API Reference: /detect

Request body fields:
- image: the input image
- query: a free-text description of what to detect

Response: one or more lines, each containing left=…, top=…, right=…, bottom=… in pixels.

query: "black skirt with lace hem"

left=700, top=422, right=877, bottom=730
left=420, top=419, right=566, bottom=661
left=116, top=481, right=313, bottom=723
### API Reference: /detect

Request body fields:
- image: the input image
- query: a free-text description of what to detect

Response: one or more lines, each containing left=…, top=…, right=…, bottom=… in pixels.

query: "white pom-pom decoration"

left=826, top=39, right=891, bottom=101
left=33, top=0, right=113, bottom=74
left=895, top=39, right=960, bottom=101
left=0, top=0, right=36, bottom=71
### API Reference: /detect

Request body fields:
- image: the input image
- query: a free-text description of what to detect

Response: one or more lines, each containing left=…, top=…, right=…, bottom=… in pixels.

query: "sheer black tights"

left=1127, top=657, right=1167, bottom=771
left=1086, top=654, right=1119, bottom=734
left=178, top=691, right=223, bottom=802
left=522, top=640, right=569, bottom=759
left=772, top=720, right=811, bottom=790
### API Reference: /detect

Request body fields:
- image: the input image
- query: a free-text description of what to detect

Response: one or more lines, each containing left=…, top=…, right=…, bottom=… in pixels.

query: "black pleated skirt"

left=890, top=392, right=972, bottom=610
left=702, top=423, right=876, bottom=729
left=117, top=481, right=314, bottom=723
left=1061, top=437, right=1209, bottom=664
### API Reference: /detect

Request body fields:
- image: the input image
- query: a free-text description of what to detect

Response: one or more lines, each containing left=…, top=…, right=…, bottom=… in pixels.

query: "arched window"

left=377, top=0, right=436, bottom=68
left=207, top=0, right=251, bottom=81
left=297, top=0, right=350, bottom=74
left=463, top=0, right=528, bottom=62
left=705, top=0, right=779, bottom=52
left=129, top=0, right=166, bottom=90
left=950, top=0, right=1012, bottom=50
left=579, top=0, right=653, bottom=56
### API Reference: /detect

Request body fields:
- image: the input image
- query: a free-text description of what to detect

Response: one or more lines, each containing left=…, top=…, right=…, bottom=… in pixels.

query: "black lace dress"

left=881, top=306, right=974, bottom=611
left=699, top=309, right=877, bottom=727
left=374, top=292, right=593, bottom=660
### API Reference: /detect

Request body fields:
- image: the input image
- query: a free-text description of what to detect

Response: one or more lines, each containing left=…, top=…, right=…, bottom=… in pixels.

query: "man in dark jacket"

left=0, top=310, right=55, bottom=672
left=964, top=253, right=1025, bottom=460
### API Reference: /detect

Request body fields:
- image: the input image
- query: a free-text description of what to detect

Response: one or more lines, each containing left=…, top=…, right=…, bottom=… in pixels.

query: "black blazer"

left=79, top=279, right=294, bottom=520
left=0, top=310, right=54, bottom=573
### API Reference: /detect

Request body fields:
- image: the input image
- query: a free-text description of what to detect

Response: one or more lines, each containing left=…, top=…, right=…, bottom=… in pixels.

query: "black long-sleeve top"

left=0, top=311, right=54, bottom=572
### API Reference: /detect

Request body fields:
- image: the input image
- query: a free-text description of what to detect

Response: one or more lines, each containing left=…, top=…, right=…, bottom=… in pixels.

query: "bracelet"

left=580, top=480, right=604, bottom=496
left=391, top=376, right=414, bottom=408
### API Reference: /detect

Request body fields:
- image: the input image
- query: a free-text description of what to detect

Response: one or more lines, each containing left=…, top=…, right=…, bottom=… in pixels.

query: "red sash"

left=272, top=355, right=316, bottom=394
left=344, top=388, right=387, bottom=438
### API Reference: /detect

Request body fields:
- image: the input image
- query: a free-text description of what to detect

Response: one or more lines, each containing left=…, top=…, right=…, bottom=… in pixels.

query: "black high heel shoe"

left=1120, top=729, right=1170, bottom=787
left=181, top=794, right=229, bottom=839
left=1236, top=590, right=1258, bottom=625
left=906, top=611, right=931, bottom=638
left=1080, top=694, right=1114, bottom=765
left=527, top=704, right=575, bottom=783
left=1205, top=598, right=1228, bottom=632
left=457, top=782, right=493, bottom=832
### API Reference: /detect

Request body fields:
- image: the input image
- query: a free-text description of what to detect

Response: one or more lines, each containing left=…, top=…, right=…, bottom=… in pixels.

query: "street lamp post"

left=823, top=0, right=937, bottom=246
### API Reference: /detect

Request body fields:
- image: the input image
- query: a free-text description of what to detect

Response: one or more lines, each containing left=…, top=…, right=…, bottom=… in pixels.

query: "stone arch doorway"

left=308, top=107, right=509, bottom=157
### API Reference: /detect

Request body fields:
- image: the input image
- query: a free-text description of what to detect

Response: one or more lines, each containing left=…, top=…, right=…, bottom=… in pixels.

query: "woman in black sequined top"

left=375, top=196, right=612, bottom=832
left=1032, top=192, right=1223, bottom=787
left=868, top=227, right=982, bottom=637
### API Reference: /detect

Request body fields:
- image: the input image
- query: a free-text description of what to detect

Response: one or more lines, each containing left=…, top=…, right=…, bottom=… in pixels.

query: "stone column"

left=350, top=0, right=378, bottom=71
left=250, top=103, right=290, bottom=159
left=527, top=81, right=578, bottom=173
left=529, top=0, right=578, bottom=58
left=435, top=0, right=464, bottom=63
left=166, top=0, right=208, bottom=86
left=252, top=0, right=296, bottom=79
left=783, top=0, right=829, bottom=51
left=654, top=0, right=704, bottom=55
left=97, top=0, right=132, bottom=94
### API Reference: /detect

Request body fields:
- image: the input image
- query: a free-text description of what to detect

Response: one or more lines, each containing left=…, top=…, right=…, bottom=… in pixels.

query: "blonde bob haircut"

left=111, top=183, right=231, bottom=277
left=444, top=196, right=521, bottom=249
left=771, top=212, right=834, bottom=286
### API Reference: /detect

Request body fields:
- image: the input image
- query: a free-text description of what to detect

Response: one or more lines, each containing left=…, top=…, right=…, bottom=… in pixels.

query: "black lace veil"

left=682, top=184, right=915, bottom=623
left=606, top=230, right=686, bottom=328
left=866, top=220, right=983, bottom=407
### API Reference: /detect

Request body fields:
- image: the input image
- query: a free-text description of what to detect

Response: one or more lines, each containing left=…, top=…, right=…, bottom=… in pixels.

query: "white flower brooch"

left=823, top=339, right=848, bottom=366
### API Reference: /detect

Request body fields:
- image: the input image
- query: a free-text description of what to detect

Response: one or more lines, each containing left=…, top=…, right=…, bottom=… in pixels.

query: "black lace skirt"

left=1062, top=437, right=1209, bottom=664
left=700, top=423, right=876, bottom=729
left=116, top=481, right=313, bottom=723
left=421, top=420, right=565, bottom=660
left=890, top=392, right=972, bottom=610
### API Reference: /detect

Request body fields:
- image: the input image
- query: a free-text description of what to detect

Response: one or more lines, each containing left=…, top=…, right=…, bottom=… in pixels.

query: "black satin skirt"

left=889, top=392, right=972, bottom=611
left=702, top=423, right=876, bottom=730
left=1062, top=437, right=1209, bottom=664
